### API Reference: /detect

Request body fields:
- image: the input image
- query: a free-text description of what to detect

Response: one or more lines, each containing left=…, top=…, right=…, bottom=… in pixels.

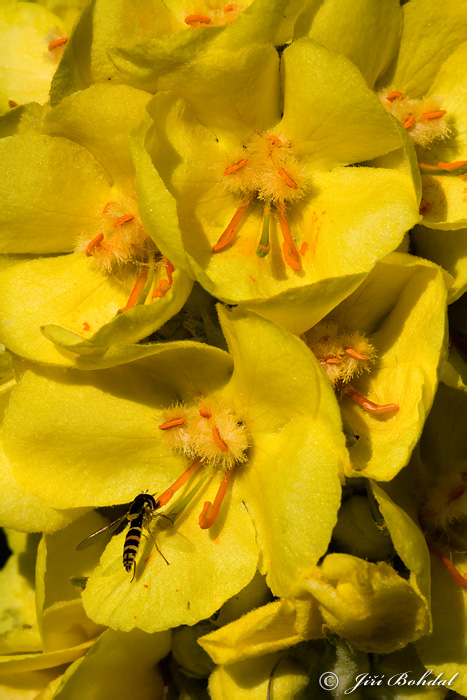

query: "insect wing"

left=76, top=513, right=127, bottom=551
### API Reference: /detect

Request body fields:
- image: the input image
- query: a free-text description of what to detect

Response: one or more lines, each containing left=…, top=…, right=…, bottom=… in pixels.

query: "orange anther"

left=343, top=386, right=399, bottom=414
left=48, top=37, right=68, bottom=50
left=199, top=408, right=212, bottom=419
left=8, top=100, right=18, bottom=108
left=158, top=417, right=186, bottom=430
left=223, top=3, right=240, bottom=11
left=325, top=357, right=343, bottom=365
left=117, top=268, right=149, bottom=313
left=386, top=90, right=404, bottom=102
left=438, top=160, right=467, bottom=171
left=199, top=470, right=233, bottom=529
left=152, top=279, right=171, bottom=299
left=212, top=426, right=229, bottom=452
left=113, top=214, right=134, bottom=227
left=265, top=135, right=282, bottom=147
left=102, top=201, right=114, bottom=214
left=223, top=159, right=248, bottom=175
left=212, top=200, right=250, bottom=252
left=156, top=459, right=202, bottom=507
left=403, top=114, right=414, bottom=129
left=276, top=203, right=301, bottom=271
left=345, top=347, right=370, bottom=361
left=85, top=232, right=104, bottom=257
left=418, top=162, right=440, bottom=170
left=184, top=14, right=211, bottom=25
left=428, top=541, right=467, bottom=590
left=420, top=110, right=446, bottom=120
left=278, top=167, right=298, bottom=189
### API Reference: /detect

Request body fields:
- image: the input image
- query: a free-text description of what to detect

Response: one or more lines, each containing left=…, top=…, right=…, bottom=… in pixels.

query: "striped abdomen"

left=123, top=514, right=143, bottom=572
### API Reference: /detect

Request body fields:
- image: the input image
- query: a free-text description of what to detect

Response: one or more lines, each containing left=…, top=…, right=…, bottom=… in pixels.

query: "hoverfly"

left=77, top=494, right=171, bottom=581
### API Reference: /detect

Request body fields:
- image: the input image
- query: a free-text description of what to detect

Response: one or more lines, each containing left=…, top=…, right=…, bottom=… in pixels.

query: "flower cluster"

left=0, top=0, right=466, bottom=697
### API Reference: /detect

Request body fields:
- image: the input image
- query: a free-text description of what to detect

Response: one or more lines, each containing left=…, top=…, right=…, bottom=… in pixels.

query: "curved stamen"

left=278, top=167, right=298, bottom=189
left=117, top=268, right=149, bottom=313
left=212, top=426, right=229, bottom=452
left=343, top=386, right=399, bottom=414
left=276, top=202, right=301, bottom=271
left=212, top=200, right=250, bottom=252
left=156, top=459, right=202, bottom=507
left=428, top=541, right=467, bottom=590
left=199, top=469, right=233, bottom=529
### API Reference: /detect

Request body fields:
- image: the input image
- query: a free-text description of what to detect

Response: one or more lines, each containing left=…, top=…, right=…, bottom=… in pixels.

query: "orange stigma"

left=223, top=159, right=248, bottom=175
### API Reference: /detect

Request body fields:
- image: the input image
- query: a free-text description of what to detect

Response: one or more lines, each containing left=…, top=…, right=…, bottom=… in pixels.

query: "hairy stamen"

left=342, top=386, right=399, bottom=414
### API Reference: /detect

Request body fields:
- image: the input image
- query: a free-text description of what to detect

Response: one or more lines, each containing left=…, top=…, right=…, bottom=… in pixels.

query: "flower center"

left=157, top=397, right=250, bottom=528
left=303, top=322, right=399, bottom=414
left=379, top=89, right=451, bottom=150
left=76, top=196, right=175, bottom=314
left=183, top=3, right=242, bottom=27
left=213, top=133, right=309, bottom=270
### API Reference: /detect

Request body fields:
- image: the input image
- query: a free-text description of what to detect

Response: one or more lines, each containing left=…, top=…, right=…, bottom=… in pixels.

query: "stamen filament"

left=212, top=200, right=250, bottom=252
left=428, top=541, right=467, bottom=590
left=438, top=160, right=467, bottom=171
left=48, top=37, right=68, bottom=50
left=167, top=472, right=210, bottom=521
left=199, top=469, right=233, bottom=529
left=223, top=159, right=248, bottom=175
left=278, top=167, right=298, bottom=189
left=345, top=347, right=370, bottom=361
left=386, top=91, right=404, bottom=102
left=343, top=386, right=399, bottom=414
left=85, top=232, right=104, bottom=257
left=113, top=214, right=134, bottom=227
left=276, top=202, right=301, bottom=271
left=156, top=459, right=202, bottom=507
left=256, top=211, right=270, bottom=258
left=421, top=110, right=447, bottom=119
left=418, top=163, right=440, bottom=170
left=117, top=268, right=149, bottom=313
left=158, top=417, right=186, bottom=430
left=184, top=14, right=211, bottom=25
left=212, top=426, right=229, bottom=452
left=403, top=114, right=415, bottom=129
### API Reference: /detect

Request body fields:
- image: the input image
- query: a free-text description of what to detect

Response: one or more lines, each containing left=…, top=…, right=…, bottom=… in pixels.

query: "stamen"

left=447, top=484, right=467, bottom=503
left=386, top=90, right=405, bottom=102
left=256, top=211, right=270, bottom=258
left=276, top=202, right=301, bottom=271
left=199, top=469, right=233, bottom=529
left=345, top=347, right=370, bottom=361
left=265, top=135, right=282, bottom=147
left=223, top=3, right=240, bottom=11
left=418, top=163, right=440, bottom=170
left=102, top=201, right=114, bottom=214
left=158, top=417, right=186, bottom=430
left=421, top=110, right=447, bottom=120
left=48, top=37, right=68, bottom=50
left=199, top=408, right=212, bottom=419
left=212, top=200, right=250, bottom=253
left=278, top=167, right=298, bottom=189
left=325, top=357, right=343, bottom=365
left=212, top=426, right=229, bottom=452
left=299, top=241, right=309, bottom=256
left=152, top=280, right=170, bottom=299
left=343, top=386, right=399, bottom=414
left=113, top=214, right=134, bottom=227
left=403, top=114, right=415, bottom=129
left=85, top=232, right=104, bottom=257
left=184, top=14, right=211, bottom=26
left=223, top=159, right=248, bottom=175
left=117, top=268, right=149, bottom=313
left=428, top=541, right=467, bottom=590
left=438, top=160, right=467, bottom=171
left=156, top=459, right=202, bottom=507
